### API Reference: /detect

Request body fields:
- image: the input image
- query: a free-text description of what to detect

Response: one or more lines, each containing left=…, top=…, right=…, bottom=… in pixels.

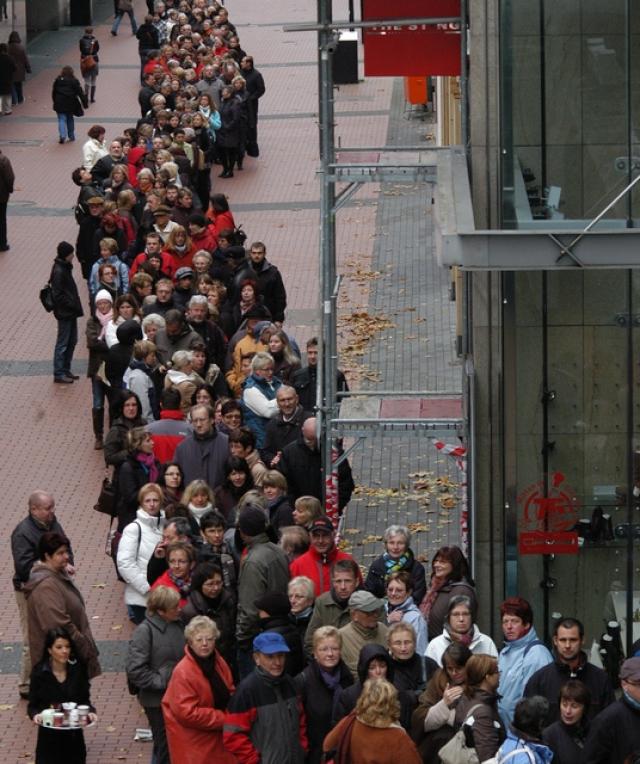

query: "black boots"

left=90, top=86, right=96, bottom=104
left=92, top=408, right=104, bottom=449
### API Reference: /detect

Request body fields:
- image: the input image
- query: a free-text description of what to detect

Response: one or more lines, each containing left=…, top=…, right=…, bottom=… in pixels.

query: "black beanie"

left=57, top=241, right=74, bottom=258
left=238, top=506, right=267, bottom=537
left=254, top=591, right=291, bottom=617
left=188, top=212, right=207, bottom=228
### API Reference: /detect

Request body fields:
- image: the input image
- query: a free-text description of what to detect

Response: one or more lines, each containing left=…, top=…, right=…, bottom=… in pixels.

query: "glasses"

left=192, top=636, right=215, bottom=645
left=317, top=646, right=339, bottom=653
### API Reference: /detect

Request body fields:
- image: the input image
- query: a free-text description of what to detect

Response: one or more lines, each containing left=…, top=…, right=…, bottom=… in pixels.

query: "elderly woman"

left=410, top=642, right=472, bottom=763
left=426, top=595, right=498, bottom=667
left=165, top=350, right=204, bottom=414
left=116, top=482, right=165, bottom=624
left=295, top=626, right=354, bottom=764
left=240, top=351, right=282, bottom=449
left=419, top=545, right=476, bottom=641
left=324, top=679, right=421, bottom=764
left=365, top=524, right=427, bottom=605
left=385, top=571, right=429, bottom=656
left=51, top=65, right=86, bottom=144
left=28, top=627, right=97, bottom=764
left=451, top=653, right=504, bottom=763
left=162, top=615, right=235, bottom=764
left=288, top=575, right=315, bottom=641
left=125, top=586, right=185, bottom=764
left=141, top=312, right=166, bottom=344
left=151, top=541, right=196, bottom=607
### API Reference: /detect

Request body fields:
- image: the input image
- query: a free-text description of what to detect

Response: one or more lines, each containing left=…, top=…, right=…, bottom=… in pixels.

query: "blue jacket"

left=89, top=254, right=129, bottom=296
left=497, top=731, right=554, bottom=764
left=497, top=627, right=552, bottom=727
left=240, top=373, right=282, bottom=449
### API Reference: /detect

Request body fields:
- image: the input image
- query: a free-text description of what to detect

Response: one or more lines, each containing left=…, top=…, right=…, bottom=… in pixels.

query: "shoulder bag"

left=438, top=703, right=485, bottom=764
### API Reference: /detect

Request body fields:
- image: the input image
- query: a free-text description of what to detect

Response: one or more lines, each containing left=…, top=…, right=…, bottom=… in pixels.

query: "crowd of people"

left=9, top=1, right=640, bottom=763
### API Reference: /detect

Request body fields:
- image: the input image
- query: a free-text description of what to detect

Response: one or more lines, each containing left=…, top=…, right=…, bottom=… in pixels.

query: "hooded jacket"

left=498, top=627, right=553, bottom=727
left=497, top=730, right=554, bottom=764
left=24, top=564, right=101, bottom=679
left=426, top=623, right=498, bottom=667
left=333, top=644, right=394, bottom=723
left=105, top=319, right=143, bottom=389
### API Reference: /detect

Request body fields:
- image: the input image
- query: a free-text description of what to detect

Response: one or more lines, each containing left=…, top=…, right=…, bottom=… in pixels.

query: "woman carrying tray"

left=28, top=627, right=98, bottom=764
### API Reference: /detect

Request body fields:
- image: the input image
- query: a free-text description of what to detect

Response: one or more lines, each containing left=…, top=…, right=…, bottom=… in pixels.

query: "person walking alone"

left=78, top=27, right=99, bottom=105
left=51, top=65, right=86, bottom=144
left=50, top=242, right=84, bottom=384
left=0, top=147, right=14, bottom=252
left=111, top=0, right=138, bottom=37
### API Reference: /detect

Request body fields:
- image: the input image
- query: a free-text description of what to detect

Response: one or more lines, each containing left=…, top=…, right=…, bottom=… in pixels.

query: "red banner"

left=362, top=0, right=461, bottom=77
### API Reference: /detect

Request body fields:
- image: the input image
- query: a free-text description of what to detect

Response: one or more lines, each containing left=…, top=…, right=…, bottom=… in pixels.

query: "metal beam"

left=337, top=390, right=462, bottom=397
left=284, top=17, right=461, bottom=33
left=328, top=164, right=437, bottom=184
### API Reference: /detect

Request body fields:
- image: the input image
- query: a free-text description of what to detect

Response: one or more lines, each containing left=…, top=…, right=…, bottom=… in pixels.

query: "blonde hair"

left=355, top=679, right=400, bottom=726
left=294, top=496, right=323, bottom=525
left=147, top=585, right=180, bottom=615
left=185, top=615, right=220, bottom=643
left=182, top=479, right=214, bottom=506
left=312, top=625, right=341, bottom=652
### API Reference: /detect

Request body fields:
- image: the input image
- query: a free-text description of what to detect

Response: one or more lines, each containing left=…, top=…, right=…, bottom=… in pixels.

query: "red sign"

left=517, top=472, right=580, bottom=555
left=362, top=0, right=462, bottom=77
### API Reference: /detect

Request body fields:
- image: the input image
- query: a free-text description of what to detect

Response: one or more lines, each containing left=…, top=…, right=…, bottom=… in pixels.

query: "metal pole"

left=318, top=0, right=337, bottom=505
left=460, top=0, right=468, bottom=150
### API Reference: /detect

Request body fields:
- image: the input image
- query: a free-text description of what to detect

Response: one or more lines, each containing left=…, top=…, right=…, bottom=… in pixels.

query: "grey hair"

left=184, top=615, right=220, bottom=643
left=142, top=313, right=166, bottom=330
left=251, top=351, right=274, bottom=372
left=188, top=294, right=209, bottom=309
left=171, top=350, right=193, bottom=369
left=288, top=576, right=315, bottom=601
left=447, top=595, right=473, bottom=616
left=192, top=250, right=213, bottom=265
left=166, top=517, right=191, bottom=537
left=383, top=524, right=411, bottom=547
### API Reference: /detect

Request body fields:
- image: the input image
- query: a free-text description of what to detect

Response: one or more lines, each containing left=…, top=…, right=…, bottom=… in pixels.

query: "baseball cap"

left=309, top=517, right=334, bottom=535
left=348, top=590, right=384, bottom=613
left=253, top=631, right=290, bottom=654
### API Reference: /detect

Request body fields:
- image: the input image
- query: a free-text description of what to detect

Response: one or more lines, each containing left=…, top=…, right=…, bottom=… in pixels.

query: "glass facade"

left=500, top=1, right=640, bottom=228
left=503, top=269, right=640, bottom=652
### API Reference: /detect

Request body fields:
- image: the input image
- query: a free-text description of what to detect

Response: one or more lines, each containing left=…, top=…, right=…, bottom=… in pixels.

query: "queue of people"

left=13, top=1, right=640, bottom=763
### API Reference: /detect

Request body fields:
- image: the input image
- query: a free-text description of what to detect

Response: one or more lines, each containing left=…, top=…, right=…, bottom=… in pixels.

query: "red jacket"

left=162, top=647, right=237, bottom=764
left=206, top=208, right=235, bottom=237
left=191, top=226, right=218, bottom=254
left=164, top=244, right=197, bottom=280
left=289, top=546, right=360, bottom=597
left=146, top=409, right=192, bottom=463
left=129, top=250, right=174, bottom=278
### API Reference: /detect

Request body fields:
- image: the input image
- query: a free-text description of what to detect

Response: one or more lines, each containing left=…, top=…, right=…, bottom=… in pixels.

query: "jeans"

left=144, top=707, right=170, bottom=764
left=112, top=10, right=138, bottom=34
left=127, top=604, right=146, bottom=624
left=11, top=82, right=23, bottom=105
left=56, top=112, right=75, bottom=141
left=53, top=318, right=78, bottom=379
left=92, top=377, right=108, bottom=409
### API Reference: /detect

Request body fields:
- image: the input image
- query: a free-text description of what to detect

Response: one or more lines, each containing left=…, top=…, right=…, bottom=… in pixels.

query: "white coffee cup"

left=40, top=709, right=55, bottom=727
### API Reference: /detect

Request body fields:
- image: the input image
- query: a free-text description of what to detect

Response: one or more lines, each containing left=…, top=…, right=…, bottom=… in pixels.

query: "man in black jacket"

left=50, top=242, right=84, bottom=383
left=262, top=385, right=310, bottom=467
left=11, top=491, right=73, bottom=698
left=240, top=56, right=265, bottom=151
left=524, top=616, right=615, bottom=724
left=0, top=147, right=15, bottom=251
left=277, top=417, right=355, bottom=511
left=75, top=196, right=104, bottom=280
left=135, top=16, right=159, bottom=83
left=248, top=241, right=287, bottom=325
left=291, top=336, right=349, bottom=412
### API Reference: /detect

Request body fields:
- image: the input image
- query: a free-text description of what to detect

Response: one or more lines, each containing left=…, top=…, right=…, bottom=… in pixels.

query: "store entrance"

left=503, top=269, right=640, bottom=659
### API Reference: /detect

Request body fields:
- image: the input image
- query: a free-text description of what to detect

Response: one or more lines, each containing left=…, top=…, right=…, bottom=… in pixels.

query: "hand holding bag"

left=438, top=704, right=485, bottom=764
left=94, top=470, right=117, bottom=516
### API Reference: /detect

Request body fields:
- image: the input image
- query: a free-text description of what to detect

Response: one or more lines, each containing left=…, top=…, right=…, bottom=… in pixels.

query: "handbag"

left=438, top=704, right=484, bottom=764
left=39, top=282, right=54, bottom=313
left=80, top=54, right=96, bottom=74
left=94, top=476, right=117, bottom=516
left=74, top=95, right=85, bottom=117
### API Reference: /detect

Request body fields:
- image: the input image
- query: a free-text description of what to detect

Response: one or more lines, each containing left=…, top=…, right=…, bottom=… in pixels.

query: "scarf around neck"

left=168, top=569, right=191, bottom=598
left=135, top=452, right=159, bottom=483
left=383, top=549, right=413, bottom=575
left=419, top=576, right=447, bottom=618
left=96, top=307, right=113, bottom=340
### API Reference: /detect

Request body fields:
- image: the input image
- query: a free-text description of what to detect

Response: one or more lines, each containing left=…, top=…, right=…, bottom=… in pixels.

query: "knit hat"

left=57, top=241, right=74, bottom=258
left=238, top=506, right=267, bottom=537
left=175, top=266, right=195, bottom=280
left=254, top=591, right=291, bottom=617
left=95, top=289, right=114, bottom=304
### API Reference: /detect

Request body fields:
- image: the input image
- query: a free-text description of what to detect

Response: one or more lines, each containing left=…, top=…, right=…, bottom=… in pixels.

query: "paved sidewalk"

left=0, top=0, right=460, bottom=760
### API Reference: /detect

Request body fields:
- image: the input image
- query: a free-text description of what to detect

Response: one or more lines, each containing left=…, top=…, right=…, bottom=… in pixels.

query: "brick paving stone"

left=0, top=0, right=461, bottom=758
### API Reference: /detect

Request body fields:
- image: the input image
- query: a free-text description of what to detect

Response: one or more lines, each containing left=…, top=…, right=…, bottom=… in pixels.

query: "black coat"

left=217, top=97, right=242, bottom=149
left=543, top=720, right=589, bottom=764
left=11, top=514, right=72, bottom=592
left=243, top=66, right=265, bottom=118
left=50, top=257, right=84, bottom=321
left=52, top=75, right=85, bottom=114
left=584, top=697, right=640, bottom=764
left=79, top=34, right=100, bottom=62
left=364, top=551, right=427, bottom=605
left=524, top=654, right=615, bottom=725
left=291, top=364, right=349, bottom=413
left=268, top=495, right=295, bottom=532
left=278, top=434, right=355, bottom=510
left=294, top=659, right=354, bottom=764
left=116, top=454, right=159, bottom=529
left=75, top=215, right=102, bottom=280
left=28, top=658, right=93, bottom=764
left=0, top=52, right=16, bottom=95
left=248, top=259, right=287, bottom=323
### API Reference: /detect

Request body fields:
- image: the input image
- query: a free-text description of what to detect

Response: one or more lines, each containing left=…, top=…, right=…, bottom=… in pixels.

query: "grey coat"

left=236, top=534, right=290, bottom=646
left=174, top=429, right=229, bottom=489
left=125, top=613, right=185, bottom=708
